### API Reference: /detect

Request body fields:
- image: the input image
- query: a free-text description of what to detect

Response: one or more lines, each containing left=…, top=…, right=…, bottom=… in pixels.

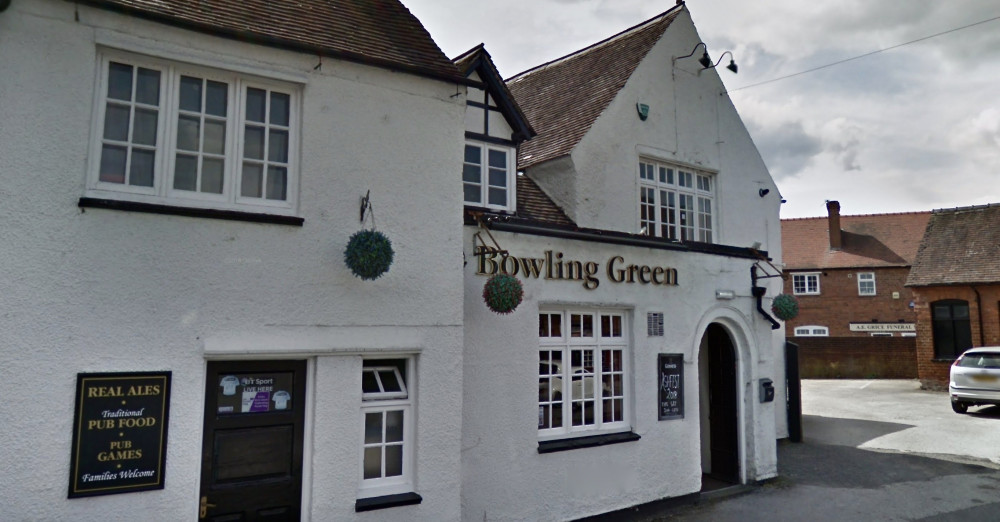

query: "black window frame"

left=931, top=299, right=972, bottom=360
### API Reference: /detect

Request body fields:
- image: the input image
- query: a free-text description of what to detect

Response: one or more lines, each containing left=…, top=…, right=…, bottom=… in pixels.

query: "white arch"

left=692, top=304, right=758, bottom=485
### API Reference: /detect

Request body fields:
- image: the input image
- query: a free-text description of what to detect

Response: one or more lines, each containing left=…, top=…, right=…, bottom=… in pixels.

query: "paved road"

left=646, top=380, right=1000, bottom=521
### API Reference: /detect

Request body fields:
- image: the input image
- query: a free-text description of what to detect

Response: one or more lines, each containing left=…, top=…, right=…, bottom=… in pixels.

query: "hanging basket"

left=482, top=274, right=524, bottom=315
left=344, top=229, right=394, bottom=280
left=771, top=293, right=799, bottom=321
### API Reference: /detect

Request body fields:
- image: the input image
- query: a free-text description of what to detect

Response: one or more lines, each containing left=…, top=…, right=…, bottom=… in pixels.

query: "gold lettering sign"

left=475, top=247, right=678, bottom=291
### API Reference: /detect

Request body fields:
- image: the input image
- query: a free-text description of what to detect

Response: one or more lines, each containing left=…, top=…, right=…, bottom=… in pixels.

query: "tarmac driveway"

left=645, top=379, right=1000, bottom=522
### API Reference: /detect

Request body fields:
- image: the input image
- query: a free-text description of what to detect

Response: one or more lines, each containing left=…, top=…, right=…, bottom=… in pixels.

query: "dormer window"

left=463, top=142, right=513, bottom=210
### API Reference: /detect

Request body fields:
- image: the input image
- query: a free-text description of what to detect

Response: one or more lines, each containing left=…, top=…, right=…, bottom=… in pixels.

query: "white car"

left=949, top=347, right=1000, bottom=414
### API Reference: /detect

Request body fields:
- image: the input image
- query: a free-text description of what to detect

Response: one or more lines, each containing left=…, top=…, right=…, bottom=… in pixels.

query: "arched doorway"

left=698, top=323, right=740, bottom=487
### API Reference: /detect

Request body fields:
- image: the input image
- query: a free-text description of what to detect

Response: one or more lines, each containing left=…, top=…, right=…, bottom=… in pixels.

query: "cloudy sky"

left=403, top=0, right=1000, bottom=219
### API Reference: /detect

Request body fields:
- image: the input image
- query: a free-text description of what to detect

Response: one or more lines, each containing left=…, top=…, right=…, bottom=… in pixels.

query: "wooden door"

left=200, top=360, right=306, bottom=521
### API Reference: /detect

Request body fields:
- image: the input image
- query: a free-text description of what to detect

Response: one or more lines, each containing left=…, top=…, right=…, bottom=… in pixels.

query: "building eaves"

left=453, top=45, right=536, bottom=142
left=74, top=0, right=466, bottom=84
left=906, top=203, right=1000, bottom=287
left=505, top=6, right=683, bottom=170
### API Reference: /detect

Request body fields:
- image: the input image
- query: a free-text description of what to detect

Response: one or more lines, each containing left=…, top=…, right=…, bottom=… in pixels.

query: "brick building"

left=781, top=201, right=930, bottom=378
left=906, top=204, right=1000, bottom=386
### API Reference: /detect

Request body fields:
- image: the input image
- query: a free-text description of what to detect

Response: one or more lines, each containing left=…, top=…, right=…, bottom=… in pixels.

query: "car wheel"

left=951, top=400, right=968, bottom=414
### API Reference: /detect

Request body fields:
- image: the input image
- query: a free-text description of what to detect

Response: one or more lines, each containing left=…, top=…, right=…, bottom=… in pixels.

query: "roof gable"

left=782, top=211, right=931, bottom=270
left=75, top=0, right=464, bottom=83
left=907, top=204, right=1000, bottom=286
left=506, top=6, right=682, bottom=169
left=453, top=45, right=535, bottom=143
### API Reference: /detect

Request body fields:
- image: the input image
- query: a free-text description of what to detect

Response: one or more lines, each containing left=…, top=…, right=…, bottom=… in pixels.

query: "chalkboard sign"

left=69, top=372, right=171, bottom=498
left=657, top=354, right=684, bottom=420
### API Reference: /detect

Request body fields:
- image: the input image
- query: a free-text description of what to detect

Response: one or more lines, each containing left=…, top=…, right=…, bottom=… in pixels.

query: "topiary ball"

left=482, top=274, right=524, bottom=314
left=344, top=230, right=394, bottom=280
left=771, top=293, right=799, bottom=321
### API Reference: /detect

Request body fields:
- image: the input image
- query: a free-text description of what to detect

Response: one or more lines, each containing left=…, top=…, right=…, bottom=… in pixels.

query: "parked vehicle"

left=949, top=347, right=1000, bottom=413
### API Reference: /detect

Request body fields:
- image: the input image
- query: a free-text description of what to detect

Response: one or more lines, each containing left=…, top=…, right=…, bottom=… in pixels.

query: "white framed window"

left=858, top=272, right=876, bottom=296
left=463, top=141, right=515, bottom=211
left=538, top=310, right=629, bottom=440
left=794, top=326, right=829, bottom=337
left=359, top=358, right=414, bottom=498
left=87, top=50, right=299, bottom=215
left=792, top=273, right=821, bottom=295
left=638, top=160, right=714, bottom=243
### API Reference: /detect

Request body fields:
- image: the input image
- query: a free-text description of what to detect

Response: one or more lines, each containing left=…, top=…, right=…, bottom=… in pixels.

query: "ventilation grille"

left=647, top=312, right=664, bottom=336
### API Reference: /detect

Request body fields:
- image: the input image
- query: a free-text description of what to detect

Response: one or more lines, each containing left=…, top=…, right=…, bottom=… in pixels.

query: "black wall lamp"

left=759, top=188, right=770, bottom=198
left=673, top=43, right=738, bottom=74
left=706, top=51, right=738, bottom=74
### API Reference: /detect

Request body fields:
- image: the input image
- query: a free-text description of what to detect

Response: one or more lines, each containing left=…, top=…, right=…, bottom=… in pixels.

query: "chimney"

left=827, top=200, right=842, bottom=250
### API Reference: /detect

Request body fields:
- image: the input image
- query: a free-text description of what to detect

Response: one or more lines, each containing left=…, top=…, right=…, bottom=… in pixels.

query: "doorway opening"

left=698, top=323, right=740, bottom=490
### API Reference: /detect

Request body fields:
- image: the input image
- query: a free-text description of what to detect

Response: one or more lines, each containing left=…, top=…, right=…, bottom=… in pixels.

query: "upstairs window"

left=792, top=273, right=821, bottom=295
left=463, top=142, right=514, bottom=211
left=88, top=51, right=299, bottom=215
left=858, top=272, right=876, bottom=296
left=639, top=160, right=714, bottom=242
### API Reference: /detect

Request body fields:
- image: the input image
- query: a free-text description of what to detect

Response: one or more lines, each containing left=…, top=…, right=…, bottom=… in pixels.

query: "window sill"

left=355, top=492, right=422, bottom=512
left=538, top=431, right=640, bottom=454
left=79, top=197, right=304, bottom=226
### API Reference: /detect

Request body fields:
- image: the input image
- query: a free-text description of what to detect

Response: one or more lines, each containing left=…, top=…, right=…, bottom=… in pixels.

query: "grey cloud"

left=746, top=120, right=822, bottom=180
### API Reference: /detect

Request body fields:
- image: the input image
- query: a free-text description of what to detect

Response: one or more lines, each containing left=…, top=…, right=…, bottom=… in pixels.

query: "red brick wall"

left=783, top=267, right=917, bottom=337
left=911, top=284, right=1000, bottom=386
left=790, top=336, right=916, bottom=379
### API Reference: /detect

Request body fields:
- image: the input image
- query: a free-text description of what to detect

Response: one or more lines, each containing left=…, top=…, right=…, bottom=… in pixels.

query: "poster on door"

left=68, top=371, right=171, bottom=498
left=216, top=372, right=294, bottom=415
left=657, top=354, right=684, bottom=420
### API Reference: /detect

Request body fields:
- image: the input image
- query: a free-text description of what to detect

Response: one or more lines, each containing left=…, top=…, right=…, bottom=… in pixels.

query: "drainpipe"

left=972, top=286, right=985, bottom=346
left=751, top=266, right=780, bottom=330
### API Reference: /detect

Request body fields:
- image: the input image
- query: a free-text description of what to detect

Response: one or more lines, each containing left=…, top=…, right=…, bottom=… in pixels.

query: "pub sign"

left=69, top=372, right=171, bottom=498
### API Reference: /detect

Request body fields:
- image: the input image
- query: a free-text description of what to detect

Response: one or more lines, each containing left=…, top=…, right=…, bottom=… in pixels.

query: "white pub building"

left=0, top=0, right=786, bottom=520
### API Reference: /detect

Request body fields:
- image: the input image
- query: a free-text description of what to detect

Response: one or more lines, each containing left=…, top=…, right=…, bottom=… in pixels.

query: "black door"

left=200, top=360, right=306, bottom=521
left=707, top=324, right=739, bottom=483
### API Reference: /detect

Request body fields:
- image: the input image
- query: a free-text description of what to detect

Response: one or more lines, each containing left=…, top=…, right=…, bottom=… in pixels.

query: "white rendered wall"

left=461, top=229, right=781, bottom=521
left=0, top=2, right=465, bottom=520
left=525, top=9, right=787, bottom=438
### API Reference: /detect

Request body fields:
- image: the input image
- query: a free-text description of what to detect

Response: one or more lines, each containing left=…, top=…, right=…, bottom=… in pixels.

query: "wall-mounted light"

left=673, top=43, right=738, bottom=75
left=704, top=51, right=739, bottom=74
left=759, top=188, right=770, bottom=198
left=716, top=290, right=736, bottom=300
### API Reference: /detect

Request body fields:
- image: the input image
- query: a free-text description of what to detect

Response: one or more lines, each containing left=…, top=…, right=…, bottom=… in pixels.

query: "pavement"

left=643, top=380, right=1000, bottom=521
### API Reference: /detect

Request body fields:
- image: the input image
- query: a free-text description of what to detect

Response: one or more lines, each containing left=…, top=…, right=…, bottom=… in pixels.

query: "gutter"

left=475, top=215, right=764, bottom=261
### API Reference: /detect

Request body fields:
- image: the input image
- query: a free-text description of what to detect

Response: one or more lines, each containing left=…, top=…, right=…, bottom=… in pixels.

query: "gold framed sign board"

left=68, top=372, right=171, bottom=498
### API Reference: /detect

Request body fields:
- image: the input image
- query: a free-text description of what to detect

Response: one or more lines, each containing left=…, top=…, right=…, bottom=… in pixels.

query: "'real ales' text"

left=476, top=247, right=678, bottom=290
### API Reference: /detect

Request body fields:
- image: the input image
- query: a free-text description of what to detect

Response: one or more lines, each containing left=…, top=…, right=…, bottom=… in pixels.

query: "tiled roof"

left=781, top=211, right=931, bottom=270
left=515, top=175, right=573, bottom=226
left=906, top=204, right=1000, bottom=286
left=76, top=0, right=464, bottom=83
left=506, top=6, right=682, bottom=169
